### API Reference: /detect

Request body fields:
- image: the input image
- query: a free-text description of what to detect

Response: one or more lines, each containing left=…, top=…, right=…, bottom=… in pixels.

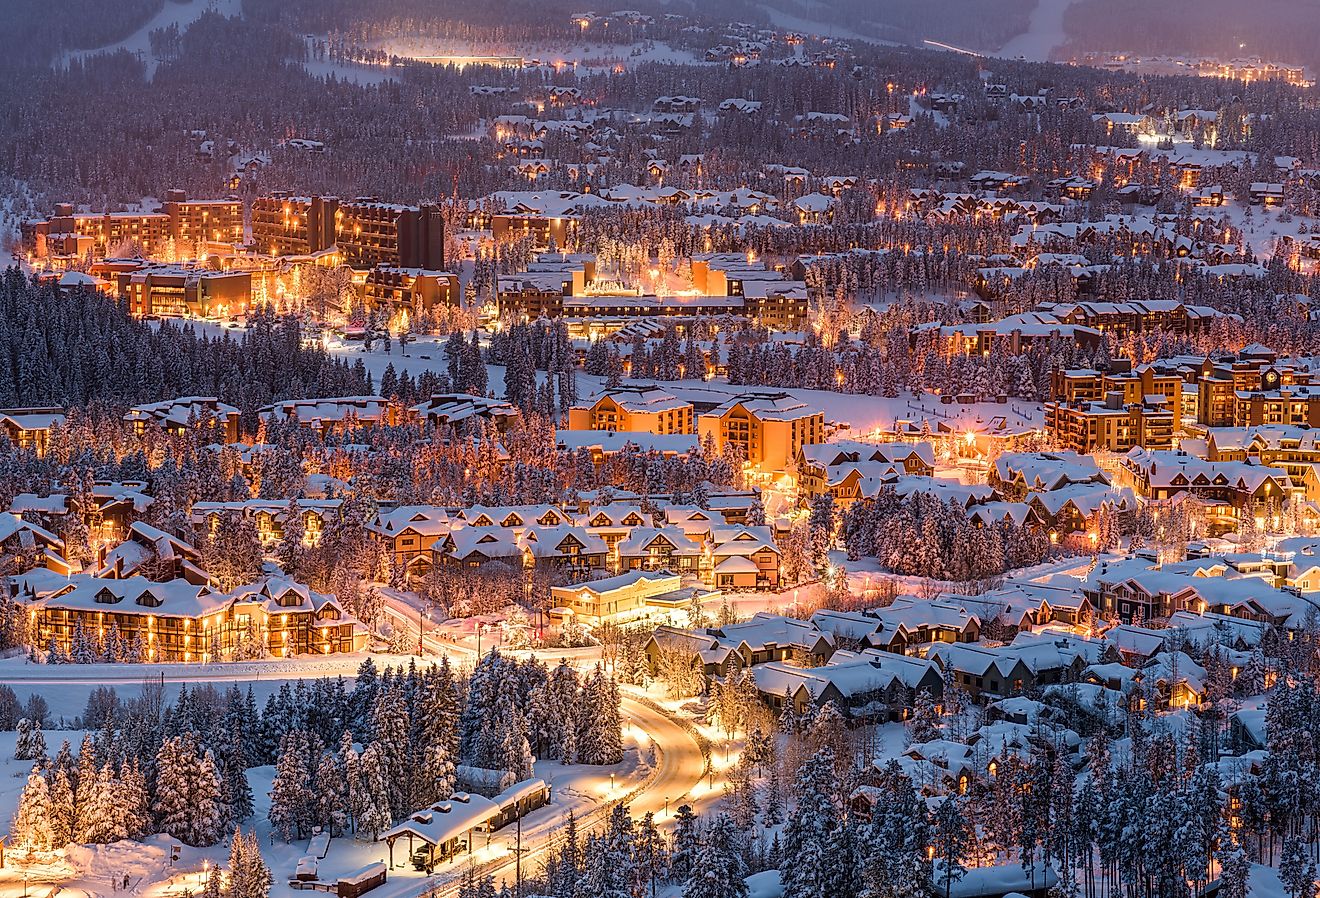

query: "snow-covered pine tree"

left=781, top=747, right=846, bottom=898
left=312, top=750, right=348, bottom=836
left=269, top=729, right=314, bottom=841
left=683, top=813, right=748, bottom=898
left=355, top=743, right=393, bottom=840
left=153, top=733, right=225, bottom=846
left=12, top=766, right=53, bottom=851
left=14, top=717, right=46, bottom=761
left=118, top=760, right=152, bottom=840
left=47, top=753, right=76, bottom=848
left=670, top=804, right=700, bottom=881
left=228, top=828, right=273, bottom=898
left=80, top=764, right=128, bottom=844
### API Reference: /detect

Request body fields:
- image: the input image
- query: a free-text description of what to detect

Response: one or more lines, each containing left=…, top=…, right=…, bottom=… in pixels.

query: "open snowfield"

left=57, top=0, right=245, bottom=78
left=994, top=0, right=1076, bottom=61
left=366, top=38, right=716, bottom=74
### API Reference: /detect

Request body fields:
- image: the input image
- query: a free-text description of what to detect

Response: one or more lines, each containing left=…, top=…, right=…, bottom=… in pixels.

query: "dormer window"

left=95, top=588, right=121, bottom=604
left=135, top=591, right=162, bottom=607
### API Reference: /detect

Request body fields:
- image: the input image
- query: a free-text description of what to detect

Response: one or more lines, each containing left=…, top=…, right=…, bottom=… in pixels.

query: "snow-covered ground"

left=368, top=38, right=715, bottom=74
left=175, top=318, right=1044, bottom=440
left=742, top=2, right=890, bottom=44
left=993, top=0, right=1077, bottom=62
left=57, top=0, right=244, bottom=78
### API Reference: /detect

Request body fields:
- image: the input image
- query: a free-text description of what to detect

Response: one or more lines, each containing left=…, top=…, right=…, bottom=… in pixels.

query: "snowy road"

left=422, top=693, right=707, bottom=897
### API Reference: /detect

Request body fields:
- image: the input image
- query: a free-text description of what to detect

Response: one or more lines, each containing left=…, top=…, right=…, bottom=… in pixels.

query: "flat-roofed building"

left=160, top=188, right=244, bottom=246
left=337, top=198, right=445, bottom=270
left=250, top=193, right=339, bottom=257
left=496, top=252, right=807, bottom=328
left=117, top=266, right=251, bottom=318
left=363, top=267, right=460, bottom=317
left=1046, top=392, right=1175, bottom=454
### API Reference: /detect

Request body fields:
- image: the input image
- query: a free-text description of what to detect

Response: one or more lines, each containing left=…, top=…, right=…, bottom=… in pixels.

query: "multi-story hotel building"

left=20, top=575, right=367, bottom=662
left=1046, top=392, right=1176, bottom=454
left=26, top=190, right=244, bottom=262
left=568, top=387, right=695, bottom=435
left=250, top=193, right=445, bottom=270
left=697, top=392, right=825, bottom=474
left=160, top=189, right=244, bottom=246
left=116, top=266, right=252, bottom=318
left=250, top=193, right=340, bottom=257
left=362, top=267, right=460, bottom=317
left=496, top=252, right=808, bottom=329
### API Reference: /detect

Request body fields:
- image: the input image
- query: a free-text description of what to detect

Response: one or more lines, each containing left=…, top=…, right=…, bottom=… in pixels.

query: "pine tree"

left=1279, top=836, right=1315, bottom=898
left=81, top=764, right=128, bottom=844
left=933, top=797, right=969, bottom=898
left=47, top=758, right=76, bottom=848
left=154, top=733, right=225, bottom=846
left=229, top=828, right=273, bottom=898
left=14, top=717, right=46, bottom=761
left=670, top=804, right=700, bottom=881
left=119, top=760, right=152, bottom=840
left=313, top=751, right=348, bottom=836
left=781, top=748, right=845, bottom=898
left=683, top=813, right=748, bottom=898
left=355, top=743, right=393, bottom=840
left=12, top=766, right=54, bottom=850
left=269, top=730, right=314, bottom=841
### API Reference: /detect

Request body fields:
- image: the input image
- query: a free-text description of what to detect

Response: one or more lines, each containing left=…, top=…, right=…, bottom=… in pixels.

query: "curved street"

left=424, top=694, right=707, bottom=897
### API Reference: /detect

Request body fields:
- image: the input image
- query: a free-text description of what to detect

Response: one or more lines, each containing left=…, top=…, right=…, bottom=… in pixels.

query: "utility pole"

left=514, top=802, right=523, bottom=898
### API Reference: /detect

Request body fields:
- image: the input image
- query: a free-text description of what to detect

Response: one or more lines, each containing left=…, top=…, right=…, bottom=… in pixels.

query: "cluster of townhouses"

left=646, top=540, right=1318, bottom=726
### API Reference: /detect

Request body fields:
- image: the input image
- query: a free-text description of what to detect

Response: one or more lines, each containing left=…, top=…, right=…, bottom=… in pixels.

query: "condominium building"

left=567, top=387, right=695, bottom=435
left=362, top=267, right=460, bottom=317
left=1046, top=392, right=1176, bottom=454
left=27, top=190, right=244, bottom=261
left=250, top=193, right=339, bottom=257
left=250, top=193, right=445, bottom=270
left=496, top=252, right=808, bottom=329
left=116, top=266, right=252, bottom=318
left=160, top=189, right=244, bottom=246
left=21, top=575, right=366, bottom=662
left=124, top=396, right=241, bottom=443
left=698, top=392, right=825, bottom=474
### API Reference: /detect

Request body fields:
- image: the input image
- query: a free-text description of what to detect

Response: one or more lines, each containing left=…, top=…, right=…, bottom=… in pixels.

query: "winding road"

left=421, top=694, right=708, bottom=897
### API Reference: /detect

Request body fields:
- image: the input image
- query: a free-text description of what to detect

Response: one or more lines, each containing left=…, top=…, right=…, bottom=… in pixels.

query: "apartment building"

left=28, top=190, right=243, bottom=261
left=250, top=193, right=445, bottom=270
left=496, top=252, right=808, bottom=329
left=362, top=267, right=460, bottom=317
left=567, top=387, right=695, bottom=435
left=116, top=266, right=252, bottom=318
left=160, top=189, right=244, bottom=246
left=1046, top=392, right=1176, bottom=453
left=698, top=392, right=825, bottom=474
left=250, top=193, right=340, bottom=257
left=21, top=575, right=367, bottom=662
